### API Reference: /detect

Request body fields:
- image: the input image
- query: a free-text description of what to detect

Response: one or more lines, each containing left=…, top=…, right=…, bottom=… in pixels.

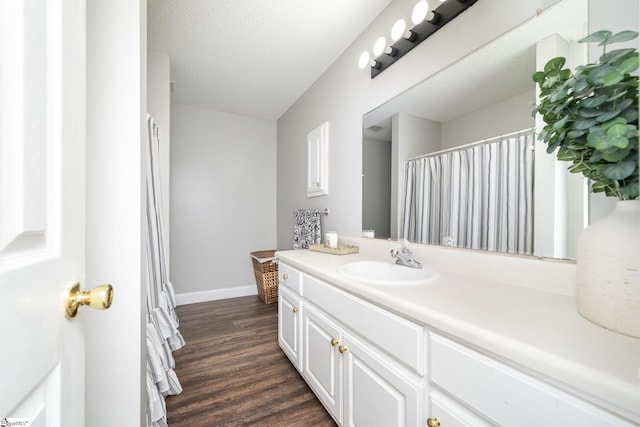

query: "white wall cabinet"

left=306, top=122, right=329, bottom=197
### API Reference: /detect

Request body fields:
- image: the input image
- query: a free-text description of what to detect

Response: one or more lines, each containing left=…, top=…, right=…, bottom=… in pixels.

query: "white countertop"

left=275, top=245, right=640, bottom=420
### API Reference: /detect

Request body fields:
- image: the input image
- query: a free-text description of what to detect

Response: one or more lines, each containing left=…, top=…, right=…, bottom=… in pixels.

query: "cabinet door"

left=303, top=304, right=342, bottom=424
left=306, top=122, right=329, bottom=197
left=342, top=334, right=424, bottom=427
left=429, top=389, right=493, bottom=427
left=278, top=285, right=303, bottom=371
left=430, top=333, right=637, bottom=427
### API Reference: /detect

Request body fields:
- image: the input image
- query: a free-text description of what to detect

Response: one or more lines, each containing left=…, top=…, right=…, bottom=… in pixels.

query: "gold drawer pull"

left=338, top=345, right=347, bottom=354
left=283, top=274, right=289, bottom=280
left=427, top=418, right=440, bottom=427
left=331, top=338, right=339, bottom=347
left=293, top=307, right=299, bottom=313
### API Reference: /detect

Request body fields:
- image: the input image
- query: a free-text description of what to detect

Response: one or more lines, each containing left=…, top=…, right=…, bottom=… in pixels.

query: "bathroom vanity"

left=276, top=239, right=640, bottom=427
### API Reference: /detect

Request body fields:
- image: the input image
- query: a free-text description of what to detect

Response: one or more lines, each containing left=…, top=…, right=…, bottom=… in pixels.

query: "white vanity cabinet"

left=277, top=263, right=303, bottom=371
left=276, top=253, right=640, bottom=427
left=278, top=262, right=425, bottom=427
left=427, top=333, right=638, bottom=427
left=302, top=302, right=424, bottom=427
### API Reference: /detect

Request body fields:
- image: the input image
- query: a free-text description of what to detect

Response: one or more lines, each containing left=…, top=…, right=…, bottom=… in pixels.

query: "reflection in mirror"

left=362, top=0, right=588, bottom=259
left=402, top=130, right=535, bottom=255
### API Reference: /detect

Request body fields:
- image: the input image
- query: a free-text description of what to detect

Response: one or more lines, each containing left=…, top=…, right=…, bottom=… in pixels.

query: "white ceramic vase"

left=576, top=199, right=640, bottom=338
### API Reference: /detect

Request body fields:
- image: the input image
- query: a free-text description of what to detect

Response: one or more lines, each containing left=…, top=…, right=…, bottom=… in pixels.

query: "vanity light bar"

left=371, top=0, right=479, bottom=78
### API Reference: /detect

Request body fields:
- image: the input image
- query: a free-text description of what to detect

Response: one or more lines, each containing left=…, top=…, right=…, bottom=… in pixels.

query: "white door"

left=0, top=0, right=88, bottom=425
left=1, top=1, right=146, bottom=426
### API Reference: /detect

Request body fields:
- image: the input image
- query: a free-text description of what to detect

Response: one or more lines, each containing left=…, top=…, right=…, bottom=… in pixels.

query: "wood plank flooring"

left=166, top=295, right=336, bottom=427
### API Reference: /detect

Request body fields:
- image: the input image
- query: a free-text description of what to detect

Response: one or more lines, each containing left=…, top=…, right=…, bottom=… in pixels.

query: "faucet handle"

left=398, top=238, right=411, bottom=252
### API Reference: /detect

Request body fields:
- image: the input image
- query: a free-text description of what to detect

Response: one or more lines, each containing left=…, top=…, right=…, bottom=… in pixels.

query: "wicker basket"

left=250, top=250, right=279, bottom=304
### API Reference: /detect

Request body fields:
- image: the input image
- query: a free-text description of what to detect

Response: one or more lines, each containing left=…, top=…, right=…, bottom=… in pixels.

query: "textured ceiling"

left=148, top=0, right=393, bottom=120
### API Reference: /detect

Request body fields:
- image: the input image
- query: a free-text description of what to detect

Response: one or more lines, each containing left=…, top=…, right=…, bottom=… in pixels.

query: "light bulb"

left=390, top=19, right=406, bottom=41
left=373, top=36, right=386, bottom=57
left=404, top=30, right=417, bottom=42
left=385, top=46, right=398, bottom=57
left=411, top=0, right=430, bottom=25
left=358, top=51, right=370, bottom=69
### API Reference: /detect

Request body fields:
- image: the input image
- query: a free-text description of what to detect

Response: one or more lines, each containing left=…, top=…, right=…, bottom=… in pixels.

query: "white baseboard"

left=175, top=285, right=258, bottom=306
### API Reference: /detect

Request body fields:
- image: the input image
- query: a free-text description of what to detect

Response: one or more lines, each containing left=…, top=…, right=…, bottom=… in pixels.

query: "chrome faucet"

left=390, top=239, right=422, bottom=269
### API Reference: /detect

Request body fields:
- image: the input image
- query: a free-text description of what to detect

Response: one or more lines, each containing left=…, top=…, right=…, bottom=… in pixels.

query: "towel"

left=293, top=209, right=322, bottom=249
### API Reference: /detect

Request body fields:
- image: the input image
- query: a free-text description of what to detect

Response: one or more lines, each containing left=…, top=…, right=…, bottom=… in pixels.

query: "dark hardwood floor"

left=166, top=295, right=336, bottom=427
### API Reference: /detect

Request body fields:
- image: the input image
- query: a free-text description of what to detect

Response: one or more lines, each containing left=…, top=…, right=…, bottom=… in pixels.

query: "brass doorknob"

left=65, top=282, right=114, bottom=318
left=338, top=345, right=347, bottom=354
left=331, top=338, right=339, bottom=347
left=427, top=417, right=441, bottom=427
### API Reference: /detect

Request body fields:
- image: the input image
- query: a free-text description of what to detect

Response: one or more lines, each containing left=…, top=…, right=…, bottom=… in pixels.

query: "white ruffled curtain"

left=402, top=130, right=534, bottom=255
left=146, top=115, right=185, bottom=427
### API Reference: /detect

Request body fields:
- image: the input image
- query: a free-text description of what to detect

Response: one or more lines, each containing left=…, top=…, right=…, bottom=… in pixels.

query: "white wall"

left=170, top=104, right=277, bottom=302
left=441, top=90, right=535, bottom=149
left=276, top=0, right=562, bottom=248
left=147, top=50, right=171, bottom=268
left=363, top=137, right=391, bottom=238
left=86, top=0, right=145, bottom=425
left=587, top=0, right=639, bottom=223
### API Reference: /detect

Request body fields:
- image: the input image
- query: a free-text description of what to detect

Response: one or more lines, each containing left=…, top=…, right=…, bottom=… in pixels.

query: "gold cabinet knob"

left=283, top=274, right=289, bottom=280
left=293, top=307, right=299, bottom=313
left=338, top=345, right=347, bottom=354
left=65, top=282, right=114, bottom=318
left=331, top=338, right=339, bottom=347
left=427, top=418, right=441, bottom=427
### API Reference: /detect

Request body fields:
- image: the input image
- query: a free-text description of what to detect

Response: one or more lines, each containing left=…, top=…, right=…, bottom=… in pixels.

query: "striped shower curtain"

left=401, top=131, right=534, bottom=255
left=146, top=115, right=185, bottom=426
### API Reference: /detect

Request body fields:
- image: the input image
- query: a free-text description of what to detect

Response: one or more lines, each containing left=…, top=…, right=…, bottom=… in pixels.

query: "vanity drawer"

left=304, top=273, right=425, bottom=375
left=429, top=389, right=493, bottom=427
left=279, top=262, right=302, bottom=295
left=429, top=333, right=635, bottom=427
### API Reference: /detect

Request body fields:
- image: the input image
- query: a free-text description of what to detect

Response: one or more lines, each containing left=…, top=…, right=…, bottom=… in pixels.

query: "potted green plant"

left=532, top=30, right=638, bottom=199
left=532, top=30, right=639, bottom=338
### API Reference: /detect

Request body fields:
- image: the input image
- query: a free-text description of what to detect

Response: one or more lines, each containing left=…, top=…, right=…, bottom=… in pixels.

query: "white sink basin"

left=338, top=261, right=440, bottom=285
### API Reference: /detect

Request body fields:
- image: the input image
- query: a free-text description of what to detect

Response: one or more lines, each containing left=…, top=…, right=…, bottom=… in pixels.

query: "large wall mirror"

left=362, top=0, right=589, bottom=260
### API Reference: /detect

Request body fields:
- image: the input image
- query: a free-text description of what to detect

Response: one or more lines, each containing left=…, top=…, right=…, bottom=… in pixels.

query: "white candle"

left=362, top=229, right=375, bottom=238
left=326, top=231, right=338, bottom=249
